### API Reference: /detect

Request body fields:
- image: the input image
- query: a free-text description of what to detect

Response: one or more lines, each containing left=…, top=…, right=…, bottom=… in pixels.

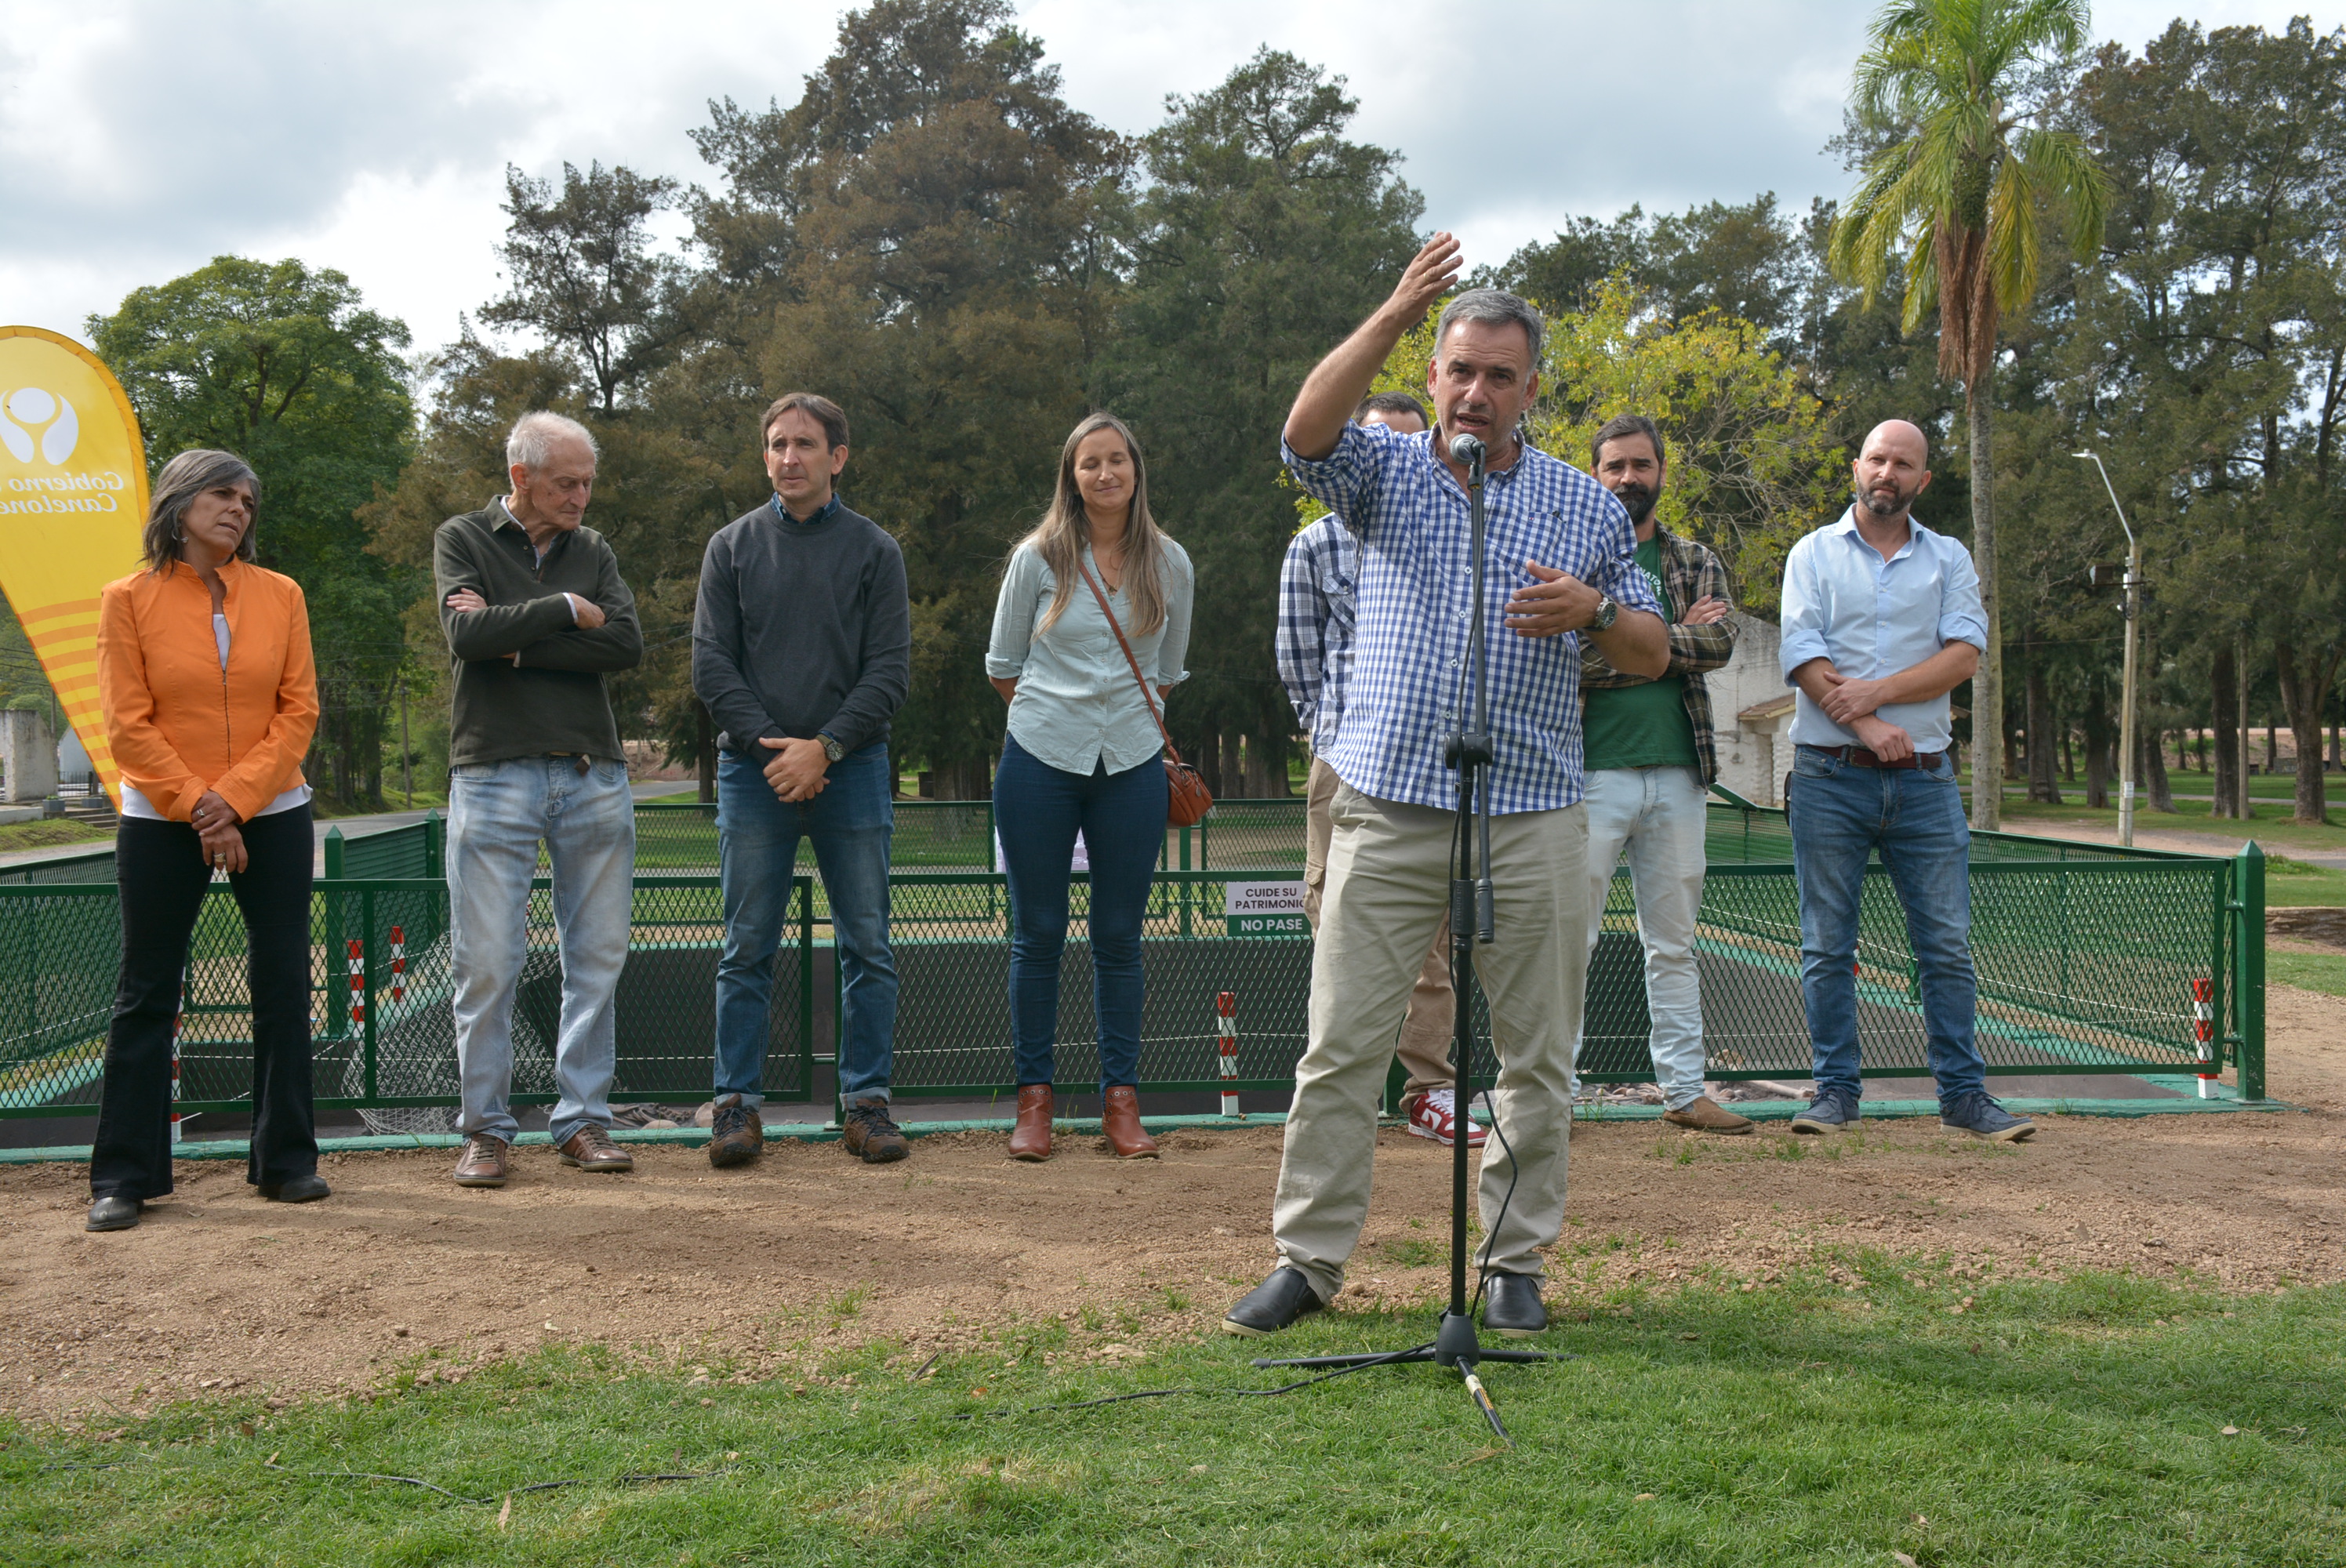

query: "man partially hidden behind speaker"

left=1222, top=234, right=1668, bottom=1340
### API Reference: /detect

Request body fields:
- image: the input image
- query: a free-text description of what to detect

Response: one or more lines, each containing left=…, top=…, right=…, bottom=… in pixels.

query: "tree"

left=2068, top=20, right=2346, bottom=822
left=1113, top=48, right=1422, bottom=795
left=89, top=256, right=416, bottom=808
left=481, top=162, right=687, bottom=416
left=1828, top=0, right=2110, bottom=829
left=692, top=0, right=1126, bottom=797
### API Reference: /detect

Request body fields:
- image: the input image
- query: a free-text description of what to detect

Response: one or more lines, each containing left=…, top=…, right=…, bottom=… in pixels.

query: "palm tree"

left=1828, top=0, right=2109, bottom=830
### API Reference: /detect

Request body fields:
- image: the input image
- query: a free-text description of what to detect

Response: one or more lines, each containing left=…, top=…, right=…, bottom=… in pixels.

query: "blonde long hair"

left=1019, top=412, right=1171, bottom=638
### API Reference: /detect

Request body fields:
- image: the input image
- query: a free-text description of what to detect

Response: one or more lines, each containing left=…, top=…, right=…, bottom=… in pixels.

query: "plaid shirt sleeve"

left=1276, top=527, right=1330, bottom=731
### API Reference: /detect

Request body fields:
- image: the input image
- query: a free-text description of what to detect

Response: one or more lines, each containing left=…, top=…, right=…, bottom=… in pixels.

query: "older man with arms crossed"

left=1779, top=419, right=2032, bottom=1142
left=438, top=412, right=645, bottom=1187
left=1226, top=236, right=1667, bottom=1340
left=1276, top=390, right=1484, bottom=1151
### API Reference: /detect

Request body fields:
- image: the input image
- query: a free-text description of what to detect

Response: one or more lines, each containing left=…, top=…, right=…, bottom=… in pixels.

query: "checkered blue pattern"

left=1282, top=422, right=1659, bottom=815
left=1276, top=513, right=1357, bottom=752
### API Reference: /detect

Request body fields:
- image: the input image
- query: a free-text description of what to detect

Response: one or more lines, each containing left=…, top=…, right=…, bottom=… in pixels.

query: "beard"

left=1858, top=478, right=1919, bottom=518
left=1609, top=481, right=1658, bottom=524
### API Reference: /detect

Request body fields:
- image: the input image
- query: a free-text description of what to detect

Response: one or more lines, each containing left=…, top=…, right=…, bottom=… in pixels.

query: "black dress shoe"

left=1221, top=1267, right=1324, bottom=1338
left=85, top=1196, right=141, bottom=1232
left=1482, top=1271, right=1548, bottom=1339
left=259, top=1174, right=331, bottom=1203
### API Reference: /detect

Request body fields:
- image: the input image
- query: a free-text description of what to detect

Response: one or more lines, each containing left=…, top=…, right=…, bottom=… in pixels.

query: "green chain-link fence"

left=0, top=794, right=2267, bottom=1124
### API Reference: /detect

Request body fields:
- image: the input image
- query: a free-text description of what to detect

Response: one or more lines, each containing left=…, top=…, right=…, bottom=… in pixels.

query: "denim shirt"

left=1778, top=506, right=1988, bottom=753
left=985, top=538, right=1193, bottom=777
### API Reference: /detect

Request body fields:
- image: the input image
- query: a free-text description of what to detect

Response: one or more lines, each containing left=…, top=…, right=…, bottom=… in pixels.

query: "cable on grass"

left=946, top=1343, right=1436, bottom=1421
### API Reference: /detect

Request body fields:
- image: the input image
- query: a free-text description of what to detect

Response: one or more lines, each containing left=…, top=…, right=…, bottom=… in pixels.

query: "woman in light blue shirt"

left=985, top=413, right=1193, bottom=1163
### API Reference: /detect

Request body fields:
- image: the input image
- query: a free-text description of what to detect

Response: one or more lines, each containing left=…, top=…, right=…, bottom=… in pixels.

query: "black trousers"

left=90, top=805, right=319, bottom=1200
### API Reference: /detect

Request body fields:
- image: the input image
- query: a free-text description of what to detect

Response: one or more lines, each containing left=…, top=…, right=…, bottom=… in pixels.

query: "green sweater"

left=432, top=501, right=643, bottom=767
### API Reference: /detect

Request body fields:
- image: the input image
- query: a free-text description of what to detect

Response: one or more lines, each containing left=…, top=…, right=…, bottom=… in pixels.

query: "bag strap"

left=1075, top=555, right=1184, bottom=765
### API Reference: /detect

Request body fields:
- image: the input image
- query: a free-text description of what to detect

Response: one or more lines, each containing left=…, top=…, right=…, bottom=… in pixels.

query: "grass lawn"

left=9, top=1270, right=2339, bottom=1566
left=2270, top=948, right=2346, bottom=1000
left=0, top=820, right=114, bottom=854
left=1985, top=794, right=2346, bottom=862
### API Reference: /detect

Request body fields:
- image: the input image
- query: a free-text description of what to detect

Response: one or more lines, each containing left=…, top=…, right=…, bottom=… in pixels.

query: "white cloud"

left=3, top=0, right=2335, bottom=354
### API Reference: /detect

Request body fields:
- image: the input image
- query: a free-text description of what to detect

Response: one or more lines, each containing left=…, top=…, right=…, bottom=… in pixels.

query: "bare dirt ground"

left=7, top=987, right=2343, bottom=1431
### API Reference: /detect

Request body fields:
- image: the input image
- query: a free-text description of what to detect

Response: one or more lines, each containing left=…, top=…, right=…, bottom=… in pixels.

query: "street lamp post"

left=2075, top=451, right=2140, bottom=847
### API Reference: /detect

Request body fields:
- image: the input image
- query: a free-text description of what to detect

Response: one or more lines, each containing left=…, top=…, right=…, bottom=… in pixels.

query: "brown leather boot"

left=1008, top=1084, right=1054, bottom=1161
left=1100, top=1085, right=1158, bottom=1159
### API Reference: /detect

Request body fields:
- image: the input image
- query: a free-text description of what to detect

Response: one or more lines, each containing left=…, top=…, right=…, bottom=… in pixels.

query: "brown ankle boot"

left=1008, top=1084, right=1054, bottom=1161
left=1100, top=1085, right=1158, bottom=1159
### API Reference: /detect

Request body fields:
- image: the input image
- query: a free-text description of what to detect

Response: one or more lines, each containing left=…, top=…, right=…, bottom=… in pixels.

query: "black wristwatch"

left=1590, top=594, right=1619, bottom=632
left=816, top=731, right=845, bottom=764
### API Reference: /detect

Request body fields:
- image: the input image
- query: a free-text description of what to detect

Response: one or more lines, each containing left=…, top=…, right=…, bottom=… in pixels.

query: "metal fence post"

left=2233, top=840, right=2265, bottom=1102
left=322, top=828, right=346, bottom=1040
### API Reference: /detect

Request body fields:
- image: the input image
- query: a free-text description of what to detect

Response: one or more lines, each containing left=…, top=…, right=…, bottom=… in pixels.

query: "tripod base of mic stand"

left=1251, top=1313, right=1562, bottom=1371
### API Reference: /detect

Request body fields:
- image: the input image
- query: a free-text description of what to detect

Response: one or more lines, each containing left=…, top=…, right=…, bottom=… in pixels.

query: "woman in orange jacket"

left=85, top=449, right=324, bottom=1232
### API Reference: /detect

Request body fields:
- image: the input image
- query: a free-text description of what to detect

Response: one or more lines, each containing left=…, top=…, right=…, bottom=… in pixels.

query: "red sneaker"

left=1400, top=1087, right=1487, bottom=1148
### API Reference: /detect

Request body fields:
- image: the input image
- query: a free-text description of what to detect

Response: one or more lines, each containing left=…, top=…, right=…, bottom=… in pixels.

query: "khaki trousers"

left=1273, top=777, right=1588, bottom=1301
left=1303, top=757, right=1454, bottom=1097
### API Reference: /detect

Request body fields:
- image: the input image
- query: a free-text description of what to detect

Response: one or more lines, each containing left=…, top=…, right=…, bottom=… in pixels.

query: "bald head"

left=1854, top=419, right=1932, bottom=523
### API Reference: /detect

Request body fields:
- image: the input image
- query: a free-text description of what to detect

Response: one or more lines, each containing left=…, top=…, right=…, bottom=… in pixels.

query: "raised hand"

left=1381, top=232, right=1463, bottom=328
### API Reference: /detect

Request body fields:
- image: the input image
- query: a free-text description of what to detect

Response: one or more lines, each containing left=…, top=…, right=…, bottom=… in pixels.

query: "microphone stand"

left=1254, top=433, right=1560, bottom=1443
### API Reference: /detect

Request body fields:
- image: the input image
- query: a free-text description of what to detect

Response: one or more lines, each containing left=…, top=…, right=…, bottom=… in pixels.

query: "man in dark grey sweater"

left=694, top=392, right=912, bottom=1166
left=436, top=411, right=644, bottom=1190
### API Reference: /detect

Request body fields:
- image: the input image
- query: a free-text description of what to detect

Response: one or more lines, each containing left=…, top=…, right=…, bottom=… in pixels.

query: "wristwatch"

left=1590, top=594, right=1619, bottom=632
left=816, top=731, right=845, bottom=764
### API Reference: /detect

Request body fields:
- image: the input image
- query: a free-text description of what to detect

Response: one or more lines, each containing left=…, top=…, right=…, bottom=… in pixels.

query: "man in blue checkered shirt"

left=1226, top=234, right=1668, bottom=1342
left=1278, top=391, right=1487, bottom=1152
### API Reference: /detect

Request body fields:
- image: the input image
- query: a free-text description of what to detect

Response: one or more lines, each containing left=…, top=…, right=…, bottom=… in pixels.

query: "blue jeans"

left=448, top=756, right=636, bottom=1147
left=715, top=742, right=896, bottom=1105
left=1786, top=745, right=1985, bottom=1109
left=993, top=734, right=1168, bottom=1089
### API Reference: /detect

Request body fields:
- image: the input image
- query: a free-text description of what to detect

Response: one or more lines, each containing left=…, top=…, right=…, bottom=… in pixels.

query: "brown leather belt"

left=1799, top=743, right=1945, bottom=771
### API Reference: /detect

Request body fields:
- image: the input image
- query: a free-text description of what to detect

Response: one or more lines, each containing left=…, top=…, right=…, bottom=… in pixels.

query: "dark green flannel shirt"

left=1580, top=523, right=1738, bottom=785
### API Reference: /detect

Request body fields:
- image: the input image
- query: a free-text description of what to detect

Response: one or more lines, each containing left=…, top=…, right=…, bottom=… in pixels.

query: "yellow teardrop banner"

left=0, top=326, right=148, bottom=805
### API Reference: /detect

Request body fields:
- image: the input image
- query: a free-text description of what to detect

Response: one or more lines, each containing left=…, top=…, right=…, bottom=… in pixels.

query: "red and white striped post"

left=2192, top=977, right=2217, bottom=1098
left=1216, top=991, right=1240, bottom=1117
left=346, top=938, right=366, bottom=1033
left=388, top=925, right=406, bottom=1007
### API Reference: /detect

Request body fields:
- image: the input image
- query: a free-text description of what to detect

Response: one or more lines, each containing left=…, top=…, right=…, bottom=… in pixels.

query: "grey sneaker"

left=1789, top=1087, right=1861, bottom=1134
left=1941, top=1091, right=2036, bottom=1142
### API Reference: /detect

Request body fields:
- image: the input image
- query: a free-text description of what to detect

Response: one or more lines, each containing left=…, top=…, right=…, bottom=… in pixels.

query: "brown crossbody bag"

left=1075, top=557, right=1212, bottom=827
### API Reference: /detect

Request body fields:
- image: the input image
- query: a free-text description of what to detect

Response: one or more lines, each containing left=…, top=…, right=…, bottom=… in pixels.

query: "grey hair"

left=1434, top=288, right=1545, bottom=368
left=143, top=448, right=259, bottom=572
left=505, top=411, right=597, bottom=472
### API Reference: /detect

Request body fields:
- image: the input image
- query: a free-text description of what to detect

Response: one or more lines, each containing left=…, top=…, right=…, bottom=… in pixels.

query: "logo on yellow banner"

left=0, top=326, right=149, bottom=804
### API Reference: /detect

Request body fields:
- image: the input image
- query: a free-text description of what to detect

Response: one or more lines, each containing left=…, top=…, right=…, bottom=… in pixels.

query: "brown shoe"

left=707, top=1094, right=762, bottom=1167
left=1100, top=1085, right=1158, bottom=1159
left=452, top=1134, right=509, bottom=1188
left=841, top=1098, right=910, bottom=1163
left=1661, top=1095, right=1756, bottom=1135
left=557, top=1124, right=635, bottom=1172
left=1008, top=1084, right=1053, bottom=1162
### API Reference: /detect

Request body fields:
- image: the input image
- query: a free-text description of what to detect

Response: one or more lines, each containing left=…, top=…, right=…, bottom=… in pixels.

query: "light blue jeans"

left=448, top=756, right=636, bottom=1147
left=1785, top=744, right=1985, bottom=1109
left=1577, top=765, right=1710, bottom=1109
left=714, top=743, right=897, bottom=1106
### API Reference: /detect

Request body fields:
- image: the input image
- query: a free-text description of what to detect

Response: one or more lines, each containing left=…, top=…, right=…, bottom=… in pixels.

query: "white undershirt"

left=119, top=612, right=314, bottom=822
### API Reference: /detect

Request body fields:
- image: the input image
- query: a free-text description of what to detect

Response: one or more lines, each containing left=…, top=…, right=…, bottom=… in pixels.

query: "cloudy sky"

left=2, top=0, right=2329, bottom=358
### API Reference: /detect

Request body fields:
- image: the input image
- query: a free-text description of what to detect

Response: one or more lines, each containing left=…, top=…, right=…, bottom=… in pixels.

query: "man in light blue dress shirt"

left=1224, top=234, right=1669, bottom=1341
left=1778, top=419, right=2033, bottom=1142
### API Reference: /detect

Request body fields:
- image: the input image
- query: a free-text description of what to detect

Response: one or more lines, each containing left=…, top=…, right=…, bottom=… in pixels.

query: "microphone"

left=1447, top=434, right=1485, bottom=469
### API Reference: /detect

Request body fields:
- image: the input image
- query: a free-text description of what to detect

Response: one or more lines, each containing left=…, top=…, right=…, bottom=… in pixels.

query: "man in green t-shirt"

left=1578, top=415, right=1750, bottom=1132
